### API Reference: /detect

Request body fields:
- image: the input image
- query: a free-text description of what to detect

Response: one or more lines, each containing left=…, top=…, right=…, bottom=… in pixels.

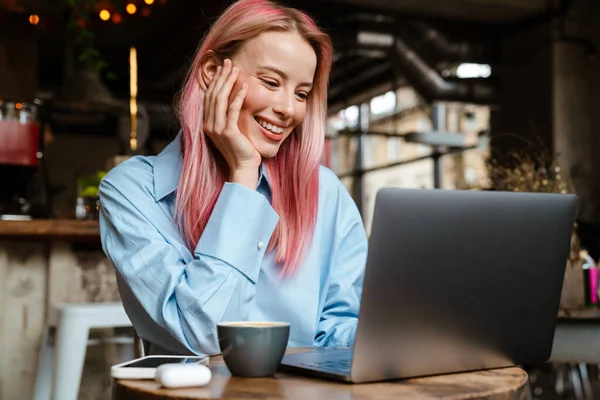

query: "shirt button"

left=257, top=241, right=264, bottom=250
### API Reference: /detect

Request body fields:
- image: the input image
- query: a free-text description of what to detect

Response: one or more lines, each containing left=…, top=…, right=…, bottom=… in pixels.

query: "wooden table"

left=0, top=219, right=100, bottom=242
left=112, top=350, right=531, bottom=400
left=558, top=308, right=600, bottom=320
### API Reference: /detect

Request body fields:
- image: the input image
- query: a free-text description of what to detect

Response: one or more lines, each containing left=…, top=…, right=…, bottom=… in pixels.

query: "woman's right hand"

left=203, top=59, right=261, bottom=187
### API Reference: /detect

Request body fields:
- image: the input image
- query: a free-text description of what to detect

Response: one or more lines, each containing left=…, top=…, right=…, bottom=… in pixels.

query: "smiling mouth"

left=254, top=117, right=285, bottom=134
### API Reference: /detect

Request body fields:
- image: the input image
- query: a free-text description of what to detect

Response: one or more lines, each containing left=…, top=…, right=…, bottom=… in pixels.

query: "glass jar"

left=0, top=102, right=40, bottom=166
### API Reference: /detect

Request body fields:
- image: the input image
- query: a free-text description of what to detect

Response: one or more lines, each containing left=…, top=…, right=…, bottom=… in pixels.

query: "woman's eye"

left=262, top=79, right=278, bottom=87
left=296, top=93, right=308, bottom=100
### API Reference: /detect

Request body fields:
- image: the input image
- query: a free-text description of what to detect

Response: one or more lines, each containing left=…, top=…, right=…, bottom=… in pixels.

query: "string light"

left=126, top=4, right=137, bottom=14
left=29, top=14, right=40, bottom=25
left=90, top=1, right=166, bottom=25
left=99, top=9, right=111, bottom=21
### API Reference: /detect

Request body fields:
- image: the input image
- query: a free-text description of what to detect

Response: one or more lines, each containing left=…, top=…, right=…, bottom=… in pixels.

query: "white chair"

left=32, top=302, right=133, bottom=400
left=133, top=328, right=150, bottom=358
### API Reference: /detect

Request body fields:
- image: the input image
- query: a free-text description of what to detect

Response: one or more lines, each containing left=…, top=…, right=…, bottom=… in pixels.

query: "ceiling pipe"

left=329, top=61, right=392, bottom=99
left=409, top=21, right=492, bottom=62
left=334, top=12, right=494, bottom=62
left=333, top=29, right=496, bottom=103
left=330, top=12, right=497, bottom=104
left=333, top=46, right=389, bottom=62
left=334, top=12, right=395, bottom=24
left=392, top=36, right=496, bottom=103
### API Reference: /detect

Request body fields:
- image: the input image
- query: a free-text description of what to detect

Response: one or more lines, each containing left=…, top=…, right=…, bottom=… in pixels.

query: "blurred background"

left=1, top=0, right=600, bottom=399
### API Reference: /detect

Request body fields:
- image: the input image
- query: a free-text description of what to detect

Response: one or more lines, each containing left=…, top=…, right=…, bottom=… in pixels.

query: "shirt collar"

left=153, top=131, right=271, bottom=202
left=257, top=162, right=271, bottom=189
left=153, top=132, right=184, bottom=202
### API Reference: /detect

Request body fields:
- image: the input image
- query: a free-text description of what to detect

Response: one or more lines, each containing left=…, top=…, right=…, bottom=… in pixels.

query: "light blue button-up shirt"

left=99, top=134, right=367, bottom=355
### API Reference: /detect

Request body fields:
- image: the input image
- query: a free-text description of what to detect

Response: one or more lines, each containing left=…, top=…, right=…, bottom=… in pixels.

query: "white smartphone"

left=111, top=355, right=209, bottom=379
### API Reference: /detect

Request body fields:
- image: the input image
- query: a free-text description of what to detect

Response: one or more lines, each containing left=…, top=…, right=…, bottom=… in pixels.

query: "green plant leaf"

left=94, top=60, right=108, bottom=73
left=81, top=29, right=94, bottom=39
left=79, top=187, right=99, bottom=197
left=78, top=48, right=101, bottom=61
left=67, top=20, right=80, bottom=30
left=78, top=171, right=107, bottom=197
left=65, top=0, right=113, bottom=85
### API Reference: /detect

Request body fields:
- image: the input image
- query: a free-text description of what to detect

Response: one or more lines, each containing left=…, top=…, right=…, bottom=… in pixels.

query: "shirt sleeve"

left=314, top=175, right=368, bottom=347
left=99, top=179, right=279, bottom=355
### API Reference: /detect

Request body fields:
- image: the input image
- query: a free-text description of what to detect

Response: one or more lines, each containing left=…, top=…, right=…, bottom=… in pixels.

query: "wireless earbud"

left=155, top=363, right=212, bottom=388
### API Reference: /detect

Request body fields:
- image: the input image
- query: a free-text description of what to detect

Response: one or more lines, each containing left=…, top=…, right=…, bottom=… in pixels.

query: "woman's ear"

left=198, top=51, right=221, bottom=91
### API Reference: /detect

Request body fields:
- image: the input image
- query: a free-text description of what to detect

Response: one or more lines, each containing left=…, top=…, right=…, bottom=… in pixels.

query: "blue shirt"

left=98, top=134, right=368, bottom=355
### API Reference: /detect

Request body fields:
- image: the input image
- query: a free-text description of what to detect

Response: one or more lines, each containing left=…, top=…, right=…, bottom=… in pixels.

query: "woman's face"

left=229, top=31, right=317, bottom=159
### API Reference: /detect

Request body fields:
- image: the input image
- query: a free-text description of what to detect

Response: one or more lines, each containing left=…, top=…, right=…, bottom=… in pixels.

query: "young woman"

left=99, top=0, right=367, bottom=355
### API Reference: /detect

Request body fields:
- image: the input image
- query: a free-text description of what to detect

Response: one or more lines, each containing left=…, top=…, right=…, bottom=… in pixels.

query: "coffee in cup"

left=222, top=322, right=283, bottom=327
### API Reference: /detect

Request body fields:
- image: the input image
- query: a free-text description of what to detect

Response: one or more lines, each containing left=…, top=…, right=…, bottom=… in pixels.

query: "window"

left=440, top=147, right=490, bottom=190
left=343, top=105, right=359, bottom=129
left=370, top=91, right=396, bottom=116
left=387, top=136, right=401, bottom=161
left=362, top=159, right=434, bottom=234
left=326, top=105, right=360, bottom=133
left=456, top=63, right=492, bottom=79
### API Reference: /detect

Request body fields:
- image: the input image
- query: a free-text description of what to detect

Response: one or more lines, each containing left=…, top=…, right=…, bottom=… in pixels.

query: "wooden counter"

left=0, top=218, right=117, bottom=400
left=0, top=219, right=100, bottom=242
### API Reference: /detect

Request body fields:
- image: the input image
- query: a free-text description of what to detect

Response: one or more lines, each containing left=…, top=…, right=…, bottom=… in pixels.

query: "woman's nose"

left=273, top=91, right=295, bottom=119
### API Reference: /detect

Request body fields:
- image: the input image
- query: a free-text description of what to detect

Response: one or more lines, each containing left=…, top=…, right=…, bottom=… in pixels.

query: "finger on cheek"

left=227, top=79, right=243, bottom=103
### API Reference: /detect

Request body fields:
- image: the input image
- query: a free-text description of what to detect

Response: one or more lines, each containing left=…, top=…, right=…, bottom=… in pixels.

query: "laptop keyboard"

left=300, top=358, right=352, bottom=373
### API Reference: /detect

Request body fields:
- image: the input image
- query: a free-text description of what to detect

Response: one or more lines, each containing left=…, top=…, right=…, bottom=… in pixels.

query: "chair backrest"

left=133, top=329, right=150, bottom=358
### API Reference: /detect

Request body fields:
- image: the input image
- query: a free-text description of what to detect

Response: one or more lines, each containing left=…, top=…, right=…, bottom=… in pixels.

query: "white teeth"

left=257, top=118, right=284, bottom=134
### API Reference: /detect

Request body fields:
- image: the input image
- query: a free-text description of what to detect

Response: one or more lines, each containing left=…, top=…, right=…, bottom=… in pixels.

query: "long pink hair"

left=174, top=0, right=333, bottom=276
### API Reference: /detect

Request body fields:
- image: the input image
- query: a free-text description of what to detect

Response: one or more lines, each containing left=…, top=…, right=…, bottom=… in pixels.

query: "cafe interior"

left=1, top=0, right=600, bottom=398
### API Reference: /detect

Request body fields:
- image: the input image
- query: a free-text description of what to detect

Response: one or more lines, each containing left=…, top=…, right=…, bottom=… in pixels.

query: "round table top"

left=558, top=308, right=600, bottom=320
left=112, top=349, right=530, bottom=400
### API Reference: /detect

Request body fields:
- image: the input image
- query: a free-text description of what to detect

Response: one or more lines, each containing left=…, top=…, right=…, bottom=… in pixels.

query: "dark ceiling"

left=1, top=0, right=553, bottom=136
left=326, top=0, right=548, bottom=23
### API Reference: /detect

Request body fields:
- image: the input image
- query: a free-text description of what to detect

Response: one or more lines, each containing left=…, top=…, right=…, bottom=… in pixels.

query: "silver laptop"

left=280, top=188, right=577, bottom=383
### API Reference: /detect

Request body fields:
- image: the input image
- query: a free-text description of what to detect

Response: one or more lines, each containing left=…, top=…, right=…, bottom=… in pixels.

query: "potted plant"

left=76, top=171, right=107, bottom=220
left=482, top=147, right=584, bottom=310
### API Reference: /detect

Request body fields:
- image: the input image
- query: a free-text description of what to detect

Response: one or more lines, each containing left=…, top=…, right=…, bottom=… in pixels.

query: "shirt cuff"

left=194, top=182, right=279, bottom=283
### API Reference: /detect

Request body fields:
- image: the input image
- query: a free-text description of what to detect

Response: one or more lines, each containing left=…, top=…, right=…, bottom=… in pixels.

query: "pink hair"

left=174, top=0, right=333, bottom=276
